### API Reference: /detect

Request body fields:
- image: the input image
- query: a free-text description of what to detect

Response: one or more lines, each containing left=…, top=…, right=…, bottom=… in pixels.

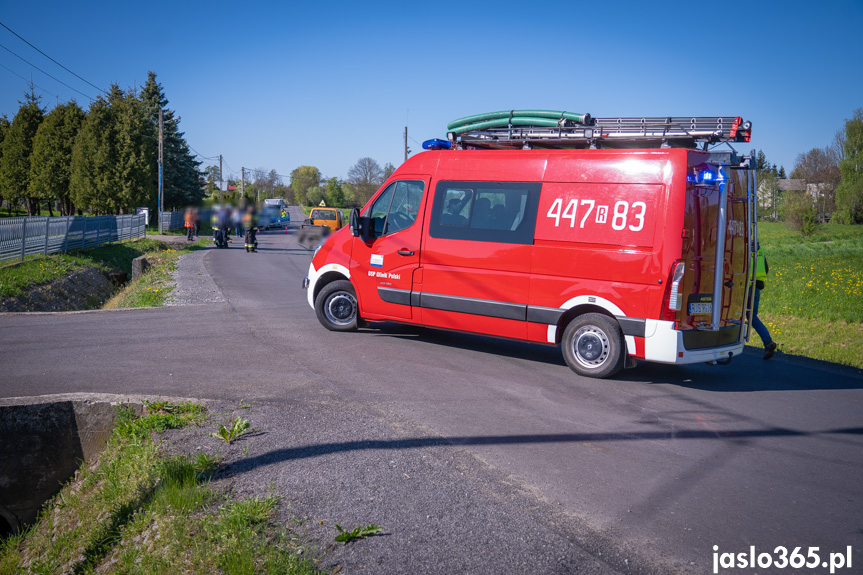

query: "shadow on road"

left=351, top=323, right=863, bottom=392
left=224, top=426, right=863, bottom=476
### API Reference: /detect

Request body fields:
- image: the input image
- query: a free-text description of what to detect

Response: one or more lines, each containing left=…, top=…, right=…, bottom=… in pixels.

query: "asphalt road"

left=2, top=213, right=862, bottom=574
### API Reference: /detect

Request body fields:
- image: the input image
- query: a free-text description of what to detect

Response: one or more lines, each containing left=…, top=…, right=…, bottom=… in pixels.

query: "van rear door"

left=675, top=159, right=750, bottom=348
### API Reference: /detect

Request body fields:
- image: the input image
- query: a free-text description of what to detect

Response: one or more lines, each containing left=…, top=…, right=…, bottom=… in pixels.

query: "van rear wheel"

left=315, top=280, right=359, bottom=332
left=561, top=313, right=625, bottom=379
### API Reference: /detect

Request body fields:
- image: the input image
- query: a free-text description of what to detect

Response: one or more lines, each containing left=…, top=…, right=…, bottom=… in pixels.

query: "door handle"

left=397, top=249, right=414, bottom=256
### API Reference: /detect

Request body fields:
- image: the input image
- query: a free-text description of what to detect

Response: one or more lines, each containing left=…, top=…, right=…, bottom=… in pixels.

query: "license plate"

left=689, top=302, right=713, bottom=315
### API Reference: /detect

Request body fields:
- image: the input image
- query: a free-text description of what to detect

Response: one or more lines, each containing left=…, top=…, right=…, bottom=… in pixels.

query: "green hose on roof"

left=447, top=110, right=592, bottom=134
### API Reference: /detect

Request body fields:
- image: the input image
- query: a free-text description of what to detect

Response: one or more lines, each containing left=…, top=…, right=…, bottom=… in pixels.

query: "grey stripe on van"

left=377, top=287, right=646, bottom=335
left=421, top=292, right=527, bottom=321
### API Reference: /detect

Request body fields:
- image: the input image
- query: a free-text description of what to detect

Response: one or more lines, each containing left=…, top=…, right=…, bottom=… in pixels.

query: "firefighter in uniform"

left=211, top=209, right=222, bottom=247
left=243, top=205, right=258, bottom=252
left=752, top=243, right=777, bottom=359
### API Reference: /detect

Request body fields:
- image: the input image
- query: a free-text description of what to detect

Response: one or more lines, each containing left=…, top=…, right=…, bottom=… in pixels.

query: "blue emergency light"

left=687, top=168, right=726, bottom=185
left=422, top=138, right=452, bottom=150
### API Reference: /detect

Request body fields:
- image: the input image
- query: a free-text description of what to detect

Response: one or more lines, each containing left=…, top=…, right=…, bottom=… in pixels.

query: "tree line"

left=202, top=157, right=396, bottom=210
left=758, top=108, right=863, bottom=234
left=0, top=71, right=203, bottom=218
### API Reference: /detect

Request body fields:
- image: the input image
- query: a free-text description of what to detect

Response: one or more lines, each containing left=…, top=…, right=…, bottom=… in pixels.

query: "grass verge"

left=104, top=239, right=208, bottom=308
left=0, top=239, right=177, bottom=299
left=0, top=237, right=208, bottom=308
left=0, top=400, right=321, bottom=575
left=757, top=222, right=863, bottom=368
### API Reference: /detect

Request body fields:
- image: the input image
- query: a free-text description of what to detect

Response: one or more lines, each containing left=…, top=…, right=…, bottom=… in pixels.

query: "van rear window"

left=430, top=181, right=540, bottom=244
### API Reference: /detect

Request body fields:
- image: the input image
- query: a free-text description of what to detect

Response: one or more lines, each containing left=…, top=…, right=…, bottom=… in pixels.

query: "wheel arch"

left=313, top=270, right=353, bottom=306
left=554, top=304, right=617, bottom=345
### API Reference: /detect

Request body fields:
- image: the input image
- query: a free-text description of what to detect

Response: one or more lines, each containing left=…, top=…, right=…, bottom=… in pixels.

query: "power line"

left=0, top=20, right=106, bottom=95
left=0, top=40, right=95, bottom=102
left=0, top=61, right=59, bottom=101
left=187, top=144, right=219, bottom=161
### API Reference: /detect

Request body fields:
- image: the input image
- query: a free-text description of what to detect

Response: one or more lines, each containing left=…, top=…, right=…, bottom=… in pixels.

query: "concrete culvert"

left=0, top=393, right=190, bottom=536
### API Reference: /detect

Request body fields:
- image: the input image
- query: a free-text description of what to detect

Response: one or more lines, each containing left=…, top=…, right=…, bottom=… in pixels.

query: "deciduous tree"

left=290, top=165, right=321, bottom=205
left=347, top=157, right=384, bottom=206
left=834, top=108, right=863, bottom=224
left=791, top=147, right=840, bottom=222
left=325, top=177, right=345, bottom=207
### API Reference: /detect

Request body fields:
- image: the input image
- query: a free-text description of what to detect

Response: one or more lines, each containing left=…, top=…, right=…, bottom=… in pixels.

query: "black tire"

left=561, top=313, right=625, bottom=379
left=314, top=280, right=359, bottom=331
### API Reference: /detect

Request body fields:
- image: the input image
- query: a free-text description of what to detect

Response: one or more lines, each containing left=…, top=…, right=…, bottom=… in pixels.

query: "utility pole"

left=158, top=109, right=164, bottom=233
left=219, top=154, right=223, bottom=203
left=404, top=126, right=409, bottom=163
left=241, top=167, right=245, bottom=200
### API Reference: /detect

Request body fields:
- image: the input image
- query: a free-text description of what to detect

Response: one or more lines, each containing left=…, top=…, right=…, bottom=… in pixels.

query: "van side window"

left=430, top=181, right=541, bottom=244
left=365, top=180, right=425, bottom=237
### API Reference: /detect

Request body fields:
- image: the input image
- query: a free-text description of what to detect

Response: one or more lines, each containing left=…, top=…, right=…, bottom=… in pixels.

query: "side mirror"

left=349, top=207, right=360, bottom=237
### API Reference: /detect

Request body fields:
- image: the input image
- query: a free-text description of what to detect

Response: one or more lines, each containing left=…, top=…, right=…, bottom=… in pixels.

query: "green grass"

left=0, top=238, right=173, bottom=298
left=756, top=222, right=863, bottom=368
left=103, top=241, right=209, bottom=309
left=0, top=401, right=321, bottom=575
left=0, top=237, right=209, bottom=308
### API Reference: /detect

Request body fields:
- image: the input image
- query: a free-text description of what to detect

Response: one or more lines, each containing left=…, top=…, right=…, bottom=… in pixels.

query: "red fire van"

left=303, top=115, right=757, bottom=378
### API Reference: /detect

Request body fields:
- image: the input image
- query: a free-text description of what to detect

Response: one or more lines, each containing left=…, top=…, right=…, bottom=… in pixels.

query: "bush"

left=780, top=190, right=820, bottom=236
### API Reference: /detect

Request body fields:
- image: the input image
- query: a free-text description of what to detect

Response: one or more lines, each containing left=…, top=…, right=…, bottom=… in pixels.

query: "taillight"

left=661, top=260, right=685, bottom=322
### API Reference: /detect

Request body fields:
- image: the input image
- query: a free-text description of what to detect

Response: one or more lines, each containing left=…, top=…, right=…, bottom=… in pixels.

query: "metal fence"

left=159, top=211, right=185, bottom=232
left=159, top=210, right=213, bottom=232
left=0, top=214, right=146, bottom=264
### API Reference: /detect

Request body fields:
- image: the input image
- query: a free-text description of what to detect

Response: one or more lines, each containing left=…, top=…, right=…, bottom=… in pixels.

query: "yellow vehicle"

left=298, top=207, right=345, bottom=248
left=307, top=207, right=345, bottom=232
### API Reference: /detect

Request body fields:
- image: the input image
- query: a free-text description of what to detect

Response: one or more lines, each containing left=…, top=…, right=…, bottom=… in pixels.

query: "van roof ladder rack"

left=448, top=116, right=752, bottom=151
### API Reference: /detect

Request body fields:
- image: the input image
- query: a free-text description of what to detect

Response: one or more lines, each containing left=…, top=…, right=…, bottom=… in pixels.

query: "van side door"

left=350, top=177, right=430, bottom=320
left=417, top=181, right=541, bottom=340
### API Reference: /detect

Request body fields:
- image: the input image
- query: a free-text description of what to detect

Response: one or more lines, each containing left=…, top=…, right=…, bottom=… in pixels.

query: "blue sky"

left=1, top=0, right=860, bottom=183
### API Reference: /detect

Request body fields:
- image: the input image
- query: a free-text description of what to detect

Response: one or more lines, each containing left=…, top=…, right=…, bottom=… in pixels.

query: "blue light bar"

left=422, top=138, right=452, bottom=150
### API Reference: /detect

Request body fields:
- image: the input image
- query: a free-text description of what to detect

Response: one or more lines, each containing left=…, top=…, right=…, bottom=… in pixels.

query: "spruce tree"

left=29, top=101, right=85, bottom=216
left=0, top=91, right=44, bottom=215
left=0, top=114, right=9, bottom=214
left=110, top=84, right=156, bottom=212
left=140, top=71, right=202, bottom=209
left=71, top=94, right=117, bottom=213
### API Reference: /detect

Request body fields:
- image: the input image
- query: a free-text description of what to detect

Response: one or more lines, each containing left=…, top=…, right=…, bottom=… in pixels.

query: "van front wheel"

left=315, top=280, right=359, bottom=332
left=561, top=313, right=625, bottom=379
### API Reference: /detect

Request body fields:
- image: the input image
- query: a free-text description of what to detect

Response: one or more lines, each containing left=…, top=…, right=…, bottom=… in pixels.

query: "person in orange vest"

left=752, top=243, right=777, bottom=359
left=184, top=207, right=197, bottom=241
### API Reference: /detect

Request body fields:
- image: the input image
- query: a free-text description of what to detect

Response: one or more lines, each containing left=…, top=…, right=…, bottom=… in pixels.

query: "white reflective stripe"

left=306, top=262, right=351, bottom=309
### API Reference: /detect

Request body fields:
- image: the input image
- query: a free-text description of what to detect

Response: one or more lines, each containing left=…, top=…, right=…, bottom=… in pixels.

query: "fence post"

left=82, top=216, right=89, bottom=248
left=44, top=217, right=50, bottom=257
left=20, top=217, right=27, bottom=261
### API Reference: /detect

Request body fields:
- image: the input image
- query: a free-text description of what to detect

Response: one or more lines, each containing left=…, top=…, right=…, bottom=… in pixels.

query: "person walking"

left=752, top=242, right=777, bottom=360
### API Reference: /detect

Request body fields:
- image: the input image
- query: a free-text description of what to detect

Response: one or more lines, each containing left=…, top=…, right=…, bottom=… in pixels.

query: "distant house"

left=758, top=178, right=832, bottom=222
left=757, top=178, right=804, bottom=221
